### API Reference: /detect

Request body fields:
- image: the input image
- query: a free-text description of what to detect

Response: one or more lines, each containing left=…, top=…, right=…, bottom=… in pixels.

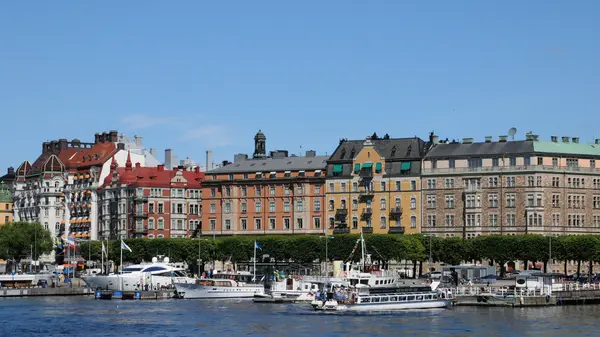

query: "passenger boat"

left=82, top=256, right=195, bottom=291
left=311, top=283, right=453, bottom=312
left=174, top=271, right=264, bottom=299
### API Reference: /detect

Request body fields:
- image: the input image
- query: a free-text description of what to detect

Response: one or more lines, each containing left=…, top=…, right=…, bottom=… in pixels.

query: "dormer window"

left=391, top=146, right=396, bottom=157
left=350, top=149, right=355, bottom=158
left=340, top=149, right=346, bottom=159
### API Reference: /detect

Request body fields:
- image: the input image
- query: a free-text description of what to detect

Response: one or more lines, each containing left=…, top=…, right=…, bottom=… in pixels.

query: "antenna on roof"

left=508, top=127, right=517, bottom=140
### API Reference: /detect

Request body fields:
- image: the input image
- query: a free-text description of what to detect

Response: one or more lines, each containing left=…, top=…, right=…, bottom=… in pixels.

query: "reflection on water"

left=2, top=297, right=600, bottom=336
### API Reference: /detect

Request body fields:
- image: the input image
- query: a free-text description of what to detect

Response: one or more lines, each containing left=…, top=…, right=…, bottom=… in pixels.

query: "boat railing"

left=440, top=286, right=557, bottom=297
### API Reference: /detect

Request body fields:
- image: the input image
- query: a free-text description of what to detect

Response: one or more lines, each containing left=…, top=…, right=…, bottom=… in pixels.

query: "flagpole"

left=253, top=241, right=256, bottom=282
left=101, top=242, right=104, bottom=275
left=120, top=240, right=123, bottom=291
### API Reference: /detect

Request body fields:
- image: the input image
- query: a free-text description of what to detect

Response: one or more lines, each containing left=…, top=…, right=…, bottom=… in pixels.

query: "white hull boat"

left=175, top=281, right=264, bottom=299
left=312, top=291, right=453, bottom=312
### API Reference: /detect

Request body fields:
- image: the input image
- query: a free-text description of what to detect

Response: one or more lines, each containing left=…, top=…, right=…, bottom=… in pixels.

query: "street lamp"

left=321, top=235, right=334, bottom=278
left=196, top=237, right=208, bottom=278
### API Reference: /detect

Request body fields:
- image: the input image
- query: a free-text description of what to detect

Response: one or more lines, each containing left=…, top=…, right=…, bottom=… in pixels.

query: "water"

left=1, top=297, right=600, bottom=336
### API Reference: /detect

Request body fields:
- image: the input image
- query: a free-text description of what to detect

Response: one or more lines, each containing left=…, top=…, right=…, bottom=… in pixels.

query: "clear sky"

left=1, top=1, right=598, bottom=170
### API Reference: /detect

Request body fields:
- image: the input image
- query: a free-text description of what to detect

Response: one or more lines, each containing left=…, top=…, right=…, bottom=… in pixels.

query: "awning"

left=375, top=162, right=382, bottom=172
left=401, top=162, right=411, bottom=170
left=362, top=163, right=373, bottom=169
left=354, top=164, right=360, bottom=173
left=332, top=164, right=343, bottom=173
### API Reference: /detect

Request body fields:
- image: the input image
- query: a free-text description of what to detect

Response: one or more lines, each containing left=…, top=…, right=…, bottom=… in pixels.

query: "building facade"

left=97, top=153, right=204, bottom=239
left=201, top=131, right=328, bottom=236
left=421, top=134, right=600, bottom=238
left=0, top=167, right=15, bottom=225
left=325, top=134, right=430, bottom=235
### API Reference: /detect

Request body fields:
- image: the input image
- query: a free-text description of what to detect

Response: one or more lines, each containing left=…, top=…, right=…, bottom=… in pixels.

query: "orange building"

left=0, top=167, right=15, bottom=225
left=201, top=131, right=328, bottom=236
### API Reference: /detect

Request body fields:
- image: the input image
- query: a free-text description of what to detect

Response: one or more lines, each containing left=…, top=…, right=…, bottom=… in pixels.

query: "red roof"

left=102, top=162, right=204, bottom=188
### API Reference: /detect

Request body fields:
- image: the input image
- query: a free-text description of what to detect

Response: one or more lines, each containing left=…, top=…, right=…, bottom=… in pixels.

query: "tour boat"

left=174, top=271, right=264, bottom=299
left=311, top=283, right=453, bottom=312
left=82, top=257, right=195, bottom=291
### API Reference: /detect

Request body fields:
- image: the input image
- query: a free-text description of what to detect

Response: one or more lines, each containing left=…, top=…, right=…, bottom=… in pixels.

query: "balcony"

left=335, top=208, right=348, bottom=222
left=358, top=189, right=374, bottom=198
left=388, top=226, right=405, bottom=234
left=359, top=169, right=373, bottom=179
left=132, top=228, right=148, bottom=235
left=389, top=207, right=402, bottom=218
left=361, top=226, right=373, bottom=234
left=333, top=226, right=350, bottom=235
left=134, top=196, right=149, bottom=203
left=132, top=211, right=149, bottom=218
left=361, top=208, right=373, bottom=219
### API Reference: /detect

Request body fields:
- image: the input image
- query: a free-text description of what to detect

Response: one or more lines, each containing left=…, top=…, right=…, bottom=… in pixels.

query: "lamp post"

left=321, top=235, right=334, bottom=278
left=196, top=237, right=208, bottom=278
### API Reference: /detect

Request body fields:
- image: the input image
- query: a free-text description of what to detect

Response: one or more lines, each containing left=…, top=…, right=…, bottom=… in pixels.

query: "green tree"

left=0, top=222, right=53, bottom=262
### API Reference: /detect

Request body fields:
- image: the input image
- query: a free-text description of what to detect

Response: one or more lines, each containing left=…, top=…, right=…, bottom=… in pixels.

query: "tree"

left=0, top=222, right=53, bottom=263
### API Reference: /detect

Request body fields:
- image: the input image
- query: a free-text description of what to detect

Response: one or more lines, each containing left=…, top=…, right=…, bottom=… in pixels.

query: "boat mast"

left=360, top=228, right=366, bottom=272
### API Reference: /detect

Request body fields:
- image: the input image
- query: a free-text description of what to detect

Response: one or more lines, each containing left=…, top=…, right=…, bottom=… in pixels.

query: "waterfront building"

left=11, top=131, right=160, bottom=261
left=325, top=134, right=430, bottom=235
left=421, top=133, right=600, bottom=238
left=201, top=130, right=328, bottom=236
left=98, top=153, right=204, bottom=239
left=0, top=181, right=12, bottom=225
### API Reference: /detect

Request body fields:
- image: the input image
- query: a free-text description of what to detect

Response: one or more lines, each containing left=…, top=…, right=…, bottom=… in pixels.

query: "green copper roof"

left=533, top=141, right=600, bottom=157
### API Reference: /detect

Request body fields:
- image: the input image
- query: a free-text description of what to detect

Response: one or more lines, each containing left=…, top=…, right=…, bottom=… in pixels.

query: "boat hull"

left=82, top=275, right=194, bottom=291
left=174, top=283, right=264, bottom=299
left=313, top=299, right=452, bottom=312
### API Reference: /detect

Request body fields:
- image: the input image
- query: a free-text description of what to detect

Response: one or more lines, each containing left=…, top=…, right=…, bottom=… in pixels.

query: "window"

left=256, top=186, right=262, bottom=195
left=158, top=218, right=164, bottom=230
left=427, top=179, right=436, bottom=189
left=284, top=185, right=290, bottom=195
left=315, top=185, right=321, bottom=194
left=426, top=195, right=436, bottom=209
left=410, top=197, right=416, bottom=209
left=297, top=218, right=303, bottom=229
left=427, top=215, right=436, bottom=228
left=241, top=202, right=247, bottom=213
left=552, top=214, right=560, bottom=227
left=537, top=176, right=542, bottom=187
left=552, top=177, right=560, bottom=187
left=241, top=218, right=247, bottom=231
left=492, top=158, right=499, bottom=167
left=225, top=187, right=231, bottom=197
left=527, top=176, right=534, bottom=187
left=158, top=203, right=164, bottom=213
left=149, top=203, right=155, bottom=213
left=445, top=195, right=455, bottom=209
left=411, top=181, right=417, bottom=191
left=566, top=158, right=578, bottom=168
left=314, top=200, right=321, bottom=211
left=210, top=188, right=216, bottom=197
left=506, top=193, right=516, bottom=208
left=223, top=219, right=231, bottom=231
left=269, top=201, right=276, bottom=213
left=241, top=186, right=247, bottom=196
left=445, top=215, right=455, bottom=227
left=224, top=202, right=231, bottom=213
left=352, top=199, right=358, bottom=210
left=410, top=215, right=416, bottom=228
left=507, top=214, right=516, bottom=227
left=395, top=181, right=401, bottom=191
left=380, top=198, right=386, bottom=210
left=148, top=218, right=155, bottom=230
left=352, top=182, right=358, bottom=192
left=527, top=213, right=543, bottom=227
left=591, top=160, right=596, bottom=169
left=296, top=200, right=304, bottom=212
left=505, top=177, right=516, bottom=187
left=468, top=157, right=483, bottom=168
left=552, top=194, right=560, bottom=208
left=284, top=201, right=290, bottom=212
left=488, top=177, right=498, bottom=187
left=329, top=183, right=334, bottom=193
left=255, top=218, right=262, bottom=230
left=537, top=157, right=543, bottom=165
left=255, top=201, right=262, bottom=213
left=488, top=193, right=498, bottom=208
left=466, top=214, right=481, bottom=227
left=552, top=158, right=558, bottom=167
left=509, top=157, right=516, bottom=166
left=594, top=215, right=600, bottom=227
left=270, top=186, right=275, bottom=195
left=524, top=156, right=531, bottom=166
left=314, top=217, right=321, bottom=229
left=341, top=183, right=346, bottom=193
left=489, top=214, right=498, bottom=227
left=284, top=218, right=290, bottom=230
left=381, top=182, right=386, bottom=192
left=593, top=196, right=600, bottom=209
left=210, top=203, right=216, bottom=213
left=449, top=159, right=455, bottom=168
left=445, top=178, right=455, bottom=189
left=352, top=217, right=358, bottom=229
left=380, top=216, right=386, bottom=229
left=465, top=194, right=480, bottom=208
left=269, top=218, right=276, bottom=230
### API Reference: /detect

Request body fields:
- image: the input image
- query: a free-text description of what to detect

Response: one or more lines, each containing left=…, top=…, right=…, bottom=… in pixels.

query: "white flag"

left=102, top=242, right=107, bottom=255
left=121, top=239, right=132, bottom=252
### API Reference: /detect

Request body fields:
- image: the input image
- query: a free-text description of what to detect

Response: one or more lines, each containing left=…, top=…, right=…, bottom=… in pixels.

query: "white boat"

left=311, top=283, right=453, bottom=312
left=175, top=271, right=265, bottom=299
left=82, top=257, right=195, bottom=291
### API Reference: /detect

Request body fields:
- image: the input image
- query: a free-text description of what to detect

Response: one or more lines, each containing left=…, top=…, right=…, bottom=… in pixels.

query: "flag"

left=67, top=237, right=76, bottom=248
left=121, top=239, right=132, bottom=252
left=102, top=242, right=107, bottom=255
left=55, top=237, right=63, bottom=249
left=254, top=241, right=261, bottom=250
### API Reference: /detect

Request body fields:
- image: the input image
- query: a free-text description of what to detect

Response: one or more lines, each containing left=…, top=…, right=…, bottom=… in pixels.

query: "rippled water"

left=1, top=297, right=600, bottom=336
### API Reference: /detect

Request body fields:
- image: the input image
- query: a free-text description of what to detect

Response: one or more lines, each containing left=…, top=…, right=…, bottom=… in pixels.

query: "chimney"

left=562, top=137, right=570, bottom=143
left=134, top=135, right=143, bottom=147
left=7, top=167, right=15, bottom=175
left=150, top=148, right=156, bottom=158
left=233, top=153, right=248, bottom=163
left=109, top=130, right=118, bottom=143
left=305, top=150, right=316, bottom=157
left=221, top=160, right=229, bottom=167
left=42, top=142, right=49, bottom=154
left=206, top=150, right=213, bottom=171
left=498, top=136, right=508, bottom=142
left=485, top=136, right=492, bottom=143
left=462, top=137, right=473, bottom=144
left=94, top=133, right=101, bottom=144
left=165, top=149, right=173, bottom=170
left=572, top=137, right=579, bottom=144
left=551, top=136, right=558, bottom=142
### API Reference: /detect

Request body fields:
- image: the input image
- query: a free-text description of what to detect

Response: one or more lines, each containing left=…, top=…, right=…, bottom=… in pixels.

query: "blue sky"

left=1, top=1, right=598, bottom=170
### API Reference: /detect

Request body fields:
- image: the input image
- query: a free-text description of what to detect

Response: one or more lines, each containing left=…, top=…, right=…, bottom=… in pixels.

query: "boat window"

left=360, top=280, right=369, bottom=285
left=142, top=266, right=167, bottom=273
left=122, top=267, right=143, bottom=273
left=399, top=296, right=406, bottom=301
left=390, top=296, right=397, bottom=301
left=371, top=297, right=380, bottom=303
left=362, top=298, right=370, bottom=303
left=381, top=297, right=389, bottom=302
left=407, top=296, right=415, bottom=301
left=425, top=295, right=432, bottom=300
left=416, top=295, right=423, bottom=301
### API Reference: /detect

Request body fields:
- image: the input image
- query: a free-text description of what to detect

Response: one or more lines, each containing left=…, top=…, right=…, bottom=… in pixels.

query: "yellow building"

left=0, top=181, right=12, bottom=225
left=325, top=134, right=429, bottom=235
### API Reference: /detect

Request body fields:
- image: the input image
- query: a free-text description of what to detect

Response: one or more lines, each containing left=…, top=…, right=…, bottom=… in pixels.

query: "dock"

left=253, top=296, right=298, bottom=304
left=0, top=287, right=93, bottom=298
left=94, top=289, right=177, bottom=300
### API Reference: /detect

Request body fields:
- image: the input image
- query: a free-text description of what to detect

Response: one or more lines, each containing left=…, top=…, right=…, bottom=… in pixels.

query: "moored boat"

left=175, top=271, right=264, bottom=299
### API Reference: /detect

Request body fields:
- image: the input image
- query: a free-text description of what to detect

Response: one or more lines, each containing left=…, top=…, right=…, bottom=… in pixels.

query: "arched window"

left=352, top=216, right=358, bottom=229
left=148, top=218, right=155, bottom=230
left=158, top=218, right=164, bottom=230
left=410, top=215, right=417, bottom=228
left=380, top=215, right=386, bottom=229
left=410, top=197, right=416, bottom=209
